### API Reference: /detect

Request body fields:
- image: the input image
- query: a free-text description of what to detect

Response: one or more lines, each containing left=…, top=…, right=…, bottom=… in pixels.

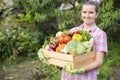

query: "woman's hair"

left=83, top=1, right=100, bottom=13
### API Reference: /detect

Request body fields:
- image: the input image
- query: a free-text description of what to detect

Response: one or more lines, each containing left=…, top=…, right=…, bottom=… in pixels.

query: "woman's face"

left=81, top=5, right=98, bottom=26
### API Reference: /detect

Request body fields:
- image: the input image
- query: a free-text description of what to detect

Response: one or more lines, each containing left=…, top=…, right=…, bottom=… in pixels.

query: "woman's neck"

left=83, top=23, right=94, bottom=32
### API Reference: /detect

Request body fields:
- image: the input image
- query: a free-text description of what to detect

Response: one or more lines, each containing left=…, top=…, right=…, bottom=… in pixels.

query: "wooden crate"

left=42, top=49, right=95, bottom=69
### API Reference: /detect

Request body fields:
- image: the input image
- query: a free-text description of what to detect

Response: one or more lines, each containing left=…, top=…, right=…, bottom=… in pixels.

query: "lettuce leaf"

left=66, top=40, right=86, bottom=54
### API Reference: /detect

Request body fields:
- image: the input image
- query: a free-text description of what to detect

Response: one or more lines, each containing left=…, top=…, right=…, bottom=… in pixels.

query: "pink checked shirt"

left=61, top=23, right=108, bottom=80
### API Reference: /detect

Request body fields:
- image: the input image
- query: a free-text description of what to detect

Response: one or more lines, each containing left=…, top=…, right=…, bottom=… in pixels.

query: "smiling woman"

left=81, top=1, right=99, bottom=32
left=61, top=1, right=108, bottom=80
left=81, top=5, right=98, bottom=29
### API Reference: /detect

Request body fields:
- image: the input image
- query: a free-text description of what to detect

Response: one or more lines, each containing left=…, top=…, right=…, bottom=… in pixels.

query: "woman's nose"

left=86, top=13, right=89, bottom=17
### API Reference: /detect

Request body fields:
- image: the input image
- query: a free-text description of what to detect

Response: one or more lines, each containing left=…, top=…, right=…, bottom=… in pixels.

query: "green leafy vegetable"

left=83, top=38, right=94, bottom=52
left=38, top=49, right=49, bottom=64
left=79, top=31, right=92, bottom=42
left=66, top=40, right=86, bottom=54
left=64, top=63, right=85, bottom=74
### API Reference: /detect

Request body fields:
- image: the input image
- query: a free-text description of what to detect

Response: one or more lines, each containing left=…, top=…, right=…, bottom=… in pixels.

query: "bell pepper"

left=72, top=34, right=82, bottom=41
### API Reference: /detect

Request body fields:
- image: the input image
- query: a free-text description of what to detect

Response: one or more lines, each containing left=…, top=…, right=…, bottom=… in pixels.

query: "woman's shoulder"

left=97, top=27, right=106, bottom=34
left=70, top=24, right=83, bottom=32
left=95, top=26, right=107, bottom=38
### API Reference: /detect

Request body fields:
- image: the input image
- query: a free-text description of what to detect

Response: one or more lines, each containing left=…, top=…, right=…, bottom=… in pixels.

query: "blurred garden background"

left=0, top=0, right=120, bottom=80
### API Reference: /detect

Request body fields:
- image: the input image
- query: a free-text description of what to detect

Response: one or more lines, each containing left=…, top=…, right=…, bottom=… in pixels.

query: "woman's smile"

left=81, top=5, right=98, bottom=26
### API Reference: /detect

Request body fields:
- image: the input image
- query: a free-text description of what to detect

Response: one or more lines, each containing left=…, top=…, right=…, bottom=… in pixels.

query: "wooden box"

left=42, top=49, right=95, bottom=69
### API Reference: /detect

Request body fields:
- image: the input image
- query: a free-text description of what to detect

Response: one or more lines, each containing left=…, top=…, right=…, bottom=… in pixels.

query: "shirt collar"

left=89, top=23, right=97, bottom=33
left=79, top=23, right=97, bottom=33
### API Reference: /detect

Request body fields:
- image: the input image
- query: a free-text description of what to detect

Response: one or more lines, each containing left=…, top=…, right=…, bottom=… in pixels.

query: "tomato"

left=72, top=31, right=80, bottom=35
left=58, top=36, right=64, bottom=44
left=64, top=36, right=71, bottom=44
left=62, top=32, right=67, bottom=37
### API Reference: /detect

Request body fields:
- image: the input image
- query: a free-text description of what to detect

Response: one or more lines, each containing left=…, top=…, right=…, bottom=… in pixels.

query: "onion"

left=48, top=48, right=54, bottom=51
left=49, top=44, right=57, bottom=51
left=55, top=31, right=62, bottom=37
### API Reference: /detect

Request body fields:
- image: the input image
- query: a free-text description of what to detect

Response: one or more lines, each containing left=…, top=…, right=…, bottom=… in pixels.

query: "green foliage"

left=0, top=14, right=42, bottom=63
left=58, top=3, right=82, bottom=30
left=0, top=0, right=6, bottom=9
left=98, top=0, right=120, bottom=33
left=0, top=0, right=120, bottom=79
left=11, top=0, right=84, bottom=31
left=98, top=40, right=120, bottom=80
left=107, top=41, right=120, bottom=67
left=18, top=12, right=34, bottom=23
left=32, top=62, right=61, bottom=80
left=12, top=0, right=61, bottom=23
left=98, top=64, right=113, bottom=80
left=11, top=0, right=120, bottom=38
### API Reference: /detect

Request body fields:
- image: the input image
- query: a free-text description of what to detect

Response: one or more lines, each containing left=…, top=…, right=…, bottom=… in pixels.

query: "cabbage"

left=66, top=40, right=86, bottom=54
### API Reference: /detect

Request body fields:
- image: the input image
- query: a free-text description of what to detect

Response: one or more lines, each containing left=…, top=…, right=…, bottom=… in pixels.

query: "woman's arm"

left=83, top=51, right=105, bottom=72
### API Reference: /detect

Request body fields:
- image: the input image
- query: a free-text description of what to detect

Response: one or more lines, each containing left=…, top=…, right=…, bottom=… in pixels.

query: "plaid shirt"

left=61, top=23, right=108, bottom=80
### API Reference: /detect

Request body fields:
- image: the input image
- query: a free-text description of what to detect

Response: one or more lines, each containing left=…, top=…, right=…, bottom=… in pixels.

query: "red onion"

left=48, top=48, right=54, bottom=51
left=49, top=44, right=57, bottom=51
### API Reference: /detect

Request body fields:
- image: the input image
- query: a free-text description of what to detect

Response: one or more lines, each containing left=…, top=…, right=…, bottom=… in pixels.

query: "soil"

left=0, top=60, right=39, bottom=80
left=113, top=67, right=120, bottom=80
left=0, top=60, right=120, bottom=80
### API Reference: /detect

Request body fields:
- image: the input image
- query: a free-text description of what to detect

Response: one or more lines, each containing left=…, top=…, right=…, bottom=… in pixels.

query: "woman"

left=61, top=1, right=108, bottom=80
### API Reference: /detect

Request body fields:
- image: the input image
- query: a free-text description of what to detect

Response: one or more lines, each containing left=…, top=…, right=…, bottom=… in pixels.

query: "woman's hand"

left=64, top=63, right=85, bottom=74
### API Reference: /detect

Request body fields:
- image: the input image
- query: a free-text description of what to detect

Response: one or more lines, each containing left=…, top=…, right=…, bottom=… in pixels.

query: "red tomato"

left=61, top=32, right=67, bottom=37
left=58, top=37, right=64, bottom=44
left=72, top=31, right=80, bottom=35
left=64, top=36, right=71, bottom=44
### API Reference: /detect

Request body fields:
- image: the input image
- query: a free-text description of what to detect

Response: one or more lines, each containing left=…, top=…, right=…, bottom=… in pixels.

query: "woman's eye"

left=89, top=11, right=94, bottom=14
left=82, top=11, right=86, bottom=13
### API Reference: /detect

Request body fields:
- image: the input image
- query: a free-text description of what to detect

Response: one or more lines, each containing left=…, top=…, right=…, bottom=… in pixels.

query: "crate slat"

left=43, top=50, right=73, bottom=61
left=42, top=49, right=95, bottom=69
left=73, top=51, right=95, bottom=69
left=74, top=51, right=95, bottom=63
left=73, top=57, right=95, bottom=69
left=48, top=58, right=73, bottom=68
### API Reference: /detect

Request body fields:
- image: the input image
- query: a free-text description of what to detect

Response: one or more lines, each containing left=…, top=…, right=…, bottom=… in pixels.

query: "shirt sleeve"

left=94, top=31, right=108, bottom=54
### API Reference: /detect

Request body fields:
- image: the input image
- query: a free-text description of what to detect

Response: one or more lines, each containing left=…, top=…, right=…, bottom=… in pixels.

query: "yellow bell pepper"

left=72, top=34, right=82, bottom=41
